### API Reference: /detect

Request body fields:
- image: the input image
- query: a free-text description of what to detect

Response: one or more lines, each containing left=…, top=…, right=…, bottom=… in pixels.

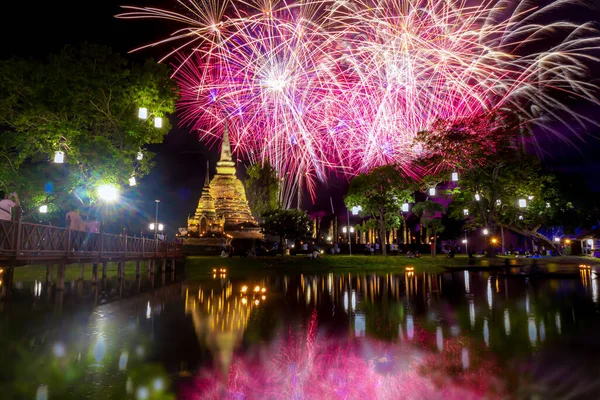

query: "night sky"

left=2, top=0, right=600, bottom=234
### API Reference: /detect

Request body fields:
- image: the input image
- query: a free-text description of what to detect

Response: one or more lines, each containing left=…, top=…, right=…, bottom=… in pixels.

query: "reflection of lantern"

left=154, top=117, right=163, bottom=128
left=402, top=203, right=409, bottom=212
left=53, top=151, right=65, bottom=163
left=451, top=172, right=459, bottom=181
left=138, top=107, right=148, bottom=119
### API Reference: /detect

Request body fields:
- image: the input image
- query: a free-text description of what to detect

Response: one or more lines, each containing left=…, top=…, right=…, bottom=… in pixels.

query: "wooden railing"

left=0, top=220, right=182, bottom=262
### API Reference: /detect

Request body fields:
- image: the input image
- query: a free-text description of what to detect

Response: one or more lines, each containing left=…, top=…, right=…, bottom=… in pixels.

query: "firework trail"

left=119, top=0, right=600, bottom=203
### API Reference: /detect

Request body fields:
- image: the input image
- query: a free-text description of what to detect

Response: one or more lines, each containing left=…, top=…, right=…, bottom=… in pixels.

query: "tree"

left=415, top=111, right=576, bottom=255
left=245, top=160, right=280, bottom=221
left=412, top=201, right=446, bottom=257
left=0, top=44, right=178, bottom=219
left=345, top=165, right=415, bottom=256
left=261, top=208, right=312, bottom=254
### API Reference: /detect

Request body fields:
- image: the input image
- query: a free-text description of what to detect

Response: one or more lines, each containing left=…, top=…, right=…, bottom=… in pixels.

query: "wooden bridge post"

left=161, top=258, right=167, bottom=274
left=46, top=264, right=53, bottom=284
left=92, top=263, right=98, bottom=283
left=56, top=262, right=65, bottom=290
left=118, top=260, right=125, bottom=280
left=135, top=260, right=141, bottom=277
left=79, top=263, right=85, bottom=280
left=102, top=261, right=108, bottom=279
left=171, top=258, right=176, bottom=272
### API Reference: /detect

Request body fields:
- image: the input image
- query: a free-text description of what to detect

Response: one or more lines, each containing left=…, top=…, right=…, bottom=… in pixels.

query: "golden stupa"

left=187, top=123, right=261, bottom=239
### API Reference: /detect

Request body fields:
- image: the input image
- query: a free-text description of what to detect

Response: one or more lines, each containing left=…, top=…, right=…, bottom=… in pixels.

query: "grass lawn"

left=184, top=253, right=600, bottom=274
left=8, top=254, right=598, bottom=284
left=9, top=260, right=157, bottom=283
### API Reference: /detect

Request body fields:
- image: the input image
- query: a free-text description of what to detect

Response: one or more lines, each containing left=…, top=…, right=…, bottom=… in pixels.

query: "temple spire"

left=204, top=160, right=210, bottom=187
left=219, top=120, right=232, bottom=162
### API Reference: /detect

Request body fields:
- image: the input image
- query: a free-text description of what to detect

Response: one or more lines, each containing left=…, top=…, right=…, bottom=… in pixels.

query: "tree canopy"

left=245, top=160, right=280, bottom=221
left=261, top=208, right=312, bottom=253
left=0, top=44, right=178, bottom=218
left=345, top=165, right=416, bottom=255
left=412, top=200, right=446, bottom=257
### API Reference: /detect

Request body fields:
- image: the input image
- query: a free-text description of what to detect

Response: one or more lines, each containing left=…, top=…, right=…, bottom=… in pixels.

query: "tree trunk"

left=379, top=217, right=387, bottom=256
left=280, top=236, right=285, bottom=256
left=432, top=228, right=437, bottom=258
left=500, top=224, right=564, bottom=255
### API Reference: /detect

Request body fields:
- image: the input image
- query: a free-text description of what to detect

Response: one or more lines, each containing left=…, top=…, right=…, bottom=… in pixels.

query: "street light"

left=149, top=223, right=164, bottom=231
left=53, top=151, right=65, bottom=163
left=343, top=227, right=347, bottom=233
left=39, top=205, right=48, bottom=214
left=97, top=184, right=119, bottom=202
left=154, top=199, right=160, bottom=239
left=138, top=107, right=148, bottom=119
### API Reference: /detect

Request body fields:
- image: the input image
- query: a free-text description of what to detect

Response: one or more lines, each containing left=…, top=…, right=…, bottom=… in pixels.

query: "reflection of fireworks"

left=181, top=309, right=504, bottom=399
left=120, top=0, right=600, bottom=202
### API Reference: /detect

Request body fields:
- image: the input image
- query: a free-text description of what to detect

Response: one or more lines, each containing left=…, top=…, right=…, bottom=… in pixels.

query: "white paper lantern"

left=138, top=107, right=148, bottom=119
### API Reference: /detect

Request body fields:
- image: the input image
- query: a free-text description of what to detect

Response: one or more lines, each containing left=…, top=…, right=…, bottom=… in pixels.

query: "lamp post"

left=347, top=208, right=352, bottom=256
left=154, top=199, right=160, bottom=239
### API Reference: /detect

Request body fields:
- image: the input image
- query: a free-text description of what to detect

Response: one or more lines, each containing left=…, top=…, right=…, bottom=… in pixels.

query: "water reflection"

left=2, top=266, right=600, bottom=398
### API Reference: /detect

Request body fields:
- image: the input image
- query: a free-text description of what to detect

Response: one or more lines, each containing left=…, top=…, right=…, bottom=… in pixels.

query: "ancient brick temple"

left=187, top=123, right=262, bottom=239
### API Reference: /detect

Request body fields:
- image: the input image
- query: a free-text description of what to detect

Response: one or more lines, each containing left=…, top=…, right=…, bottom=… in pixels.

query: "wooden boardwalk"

left=0, top=220, right=183, bottom=294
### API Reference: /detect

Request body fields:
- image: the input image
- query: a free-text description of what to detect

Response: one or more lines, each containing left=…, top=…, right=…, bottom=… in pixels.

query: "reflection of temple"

left=186, top=123, right=261, bottom=239
left=183, top=278, right=268, bottom=371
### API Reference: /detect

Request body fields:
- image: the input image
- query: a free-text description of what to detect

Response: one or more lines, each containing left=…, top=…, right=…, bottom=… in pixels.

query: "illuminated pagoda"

left=187, top=122, right=261, bottom=239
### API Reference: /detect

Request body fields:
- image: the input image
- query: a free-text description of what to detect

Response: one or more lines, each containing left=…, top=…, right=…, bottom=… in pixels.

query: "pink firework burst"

left=118, top=0, right=600, bottom=203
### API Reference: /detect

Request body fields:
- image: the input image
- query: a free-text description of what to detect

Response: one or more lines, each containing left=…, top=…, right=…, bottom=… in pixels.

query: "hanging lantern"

left=451, top=172, right=459, bottom=182
left=402, top=203, right=409, bottom=212
left=53, top=151, right=65, bottom=163
left=496, top=199, right=501, bottom=206
left=546, top=202, right=551, bottom=208
left=463, top=209, right=469, bottom=216
left=429, top=187, right=436, bottom=196
left=129, top=177, right=137, bottom=186
left=518, top=199, right=527, bottom=208
left=351, top=206, right=362, bottom=215
left=528, top=195, right=534, bottom=200
left=154, top=117, right=163, bottom=128
left=39, top=205, right=48, bottom=214
left=137, top=152, right=143, bottom=161
left=138, top=107, right=148, bottom=119
left=475, top=193, right=481, bottom=201
left=518, top=215, right=524, bottom=220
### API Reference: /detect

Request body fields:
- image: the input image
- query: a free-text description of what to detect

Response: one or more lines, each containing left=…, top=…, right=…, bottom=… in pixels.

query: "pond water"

left=1, top=264, right=600, bottom=399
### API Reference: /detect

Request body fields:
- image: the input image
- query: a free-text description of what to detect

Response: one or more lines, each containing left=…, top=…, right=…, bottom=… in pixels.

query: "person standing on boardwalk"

left=66, top=209, right=84, bottom=231
left=0, top=191, right=20, bottom=221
